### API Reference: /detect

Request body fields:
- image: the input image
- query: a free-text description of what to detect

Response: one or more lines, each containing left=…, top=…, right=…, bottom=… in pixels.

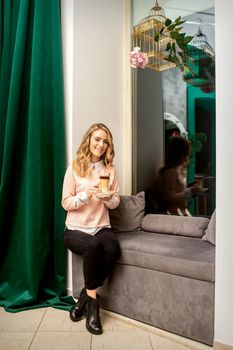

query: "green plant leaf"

left=154, top=33, right=160, bottom=42
left=168, top=24, right=176, bottom=30
left=172, top=43, right=176, bottom=54
left=176, top=40, right=185, bottom=50
left=168, top=54, right=174, bottom=62
left=165, top=18, right=172, bottom=26
left=166, top=42, right=171, bottom=51
left=184, top=36, right=193, bottom=44
left=197, top=132, right=208, bottom=142
left=159, top=27, right=164, bottom=34
left=176, top=20, right=186, bottom=26
left=170, top=31, right=180, bottom=39
left=189, top=133, right=207, bottom=153
left=183, top=45, right=189, bottom=53
left=175, top=16, right=181, bottom=23
left=151, top=15, right=195, bottom=74
left=175, top=26, right=183, bottom=32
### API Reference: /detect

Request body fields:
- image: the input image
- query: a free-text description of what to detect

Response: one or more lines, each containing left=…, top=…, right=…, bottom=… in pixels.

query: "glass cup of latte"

left=99, top=170, right=110, bottom=193
left=195, top=174, right=204, bottom=188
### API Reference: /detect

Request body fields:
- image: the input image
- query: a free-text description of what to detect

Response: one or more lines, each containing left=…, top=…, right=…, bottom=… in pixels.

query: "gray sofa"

left=72, top=193, right=215, bottom=346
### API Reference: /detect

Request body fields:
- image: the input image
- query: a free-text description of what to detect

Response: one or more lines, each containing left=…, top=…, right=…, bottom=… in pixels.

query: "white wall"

left=62, top=0, right=131, bottom=195
left=215, top=0, right=233, bottom=346
left=72, top=0, right=126, bottom=193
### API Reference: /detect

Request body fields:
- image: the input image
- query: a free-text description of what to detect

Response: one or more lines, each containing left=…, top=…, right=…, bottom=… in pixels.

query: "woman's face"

left=89, top=128, right=109, bottom=163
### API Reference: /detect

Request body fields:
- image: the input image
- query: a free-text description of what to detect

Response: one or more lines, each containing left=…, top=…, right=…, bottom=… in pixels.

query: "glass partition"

left=132, top=0, right=215, bottom=216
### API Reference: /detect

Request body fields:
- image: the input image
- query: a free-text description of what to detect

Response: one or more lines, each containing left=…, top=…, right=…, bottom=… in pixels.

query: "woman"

left=155, top=136, right=196, bottom=216
left=62, top=123, right=120, bottom=335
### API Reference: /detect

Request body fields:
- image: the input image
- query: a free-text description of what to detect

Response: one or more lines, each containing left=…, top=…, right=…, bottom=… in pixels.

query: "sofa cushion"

left=202, top=210, right=216, bottom=245
left=116, top=230, right=215, bottom=282
left=141, top=214, right=209, bottom=238
left=109, top=192, right=145, bottom=232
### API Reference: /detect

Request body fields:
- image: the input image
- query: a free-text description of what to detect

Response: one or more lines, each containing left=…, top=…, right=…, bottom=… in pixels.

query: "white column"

left=122, top=0, right=133, bottom=194
left=61, top=0, right=74, bottom=295
left=215, top=0, right=233, bottom=347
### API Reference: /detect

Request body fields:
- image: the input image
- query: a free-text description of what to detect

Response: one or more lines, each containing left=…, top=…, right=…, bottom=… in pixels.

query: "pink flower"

left=130, top=47, right=149, bottom=69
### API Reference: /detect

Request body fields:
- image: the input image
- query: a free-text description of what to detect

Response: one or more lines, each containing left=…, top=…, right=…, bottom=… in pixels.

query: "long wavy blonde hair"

left=73, top=123, right=115, bottom=177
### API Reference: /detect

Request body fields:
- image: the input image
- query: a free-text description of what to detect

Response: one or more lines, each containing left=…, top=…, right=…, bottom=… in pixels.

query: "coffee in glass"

left=99, top=173, right=110, bottom=192
left=195, top=174, right=204, bottom=188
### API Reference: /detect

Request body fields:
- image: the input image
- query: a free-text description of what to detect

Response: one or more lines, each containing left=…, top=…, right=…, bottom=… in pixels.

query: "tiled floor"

left=0, top=306, right=213, bottom=350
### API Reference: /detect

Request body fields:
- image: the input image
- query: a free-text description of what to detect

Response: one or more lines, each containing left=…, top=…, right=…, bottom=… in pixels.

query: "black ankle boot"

left=85, top=295, right=103, bottom=335
left=70, top=288, right=87, bottom=322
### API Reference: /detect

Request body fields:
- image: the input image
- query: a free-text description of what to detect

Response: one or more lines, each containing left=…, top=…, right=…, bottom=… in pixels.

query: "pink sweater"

left=62, top=162, right=120, bottom=229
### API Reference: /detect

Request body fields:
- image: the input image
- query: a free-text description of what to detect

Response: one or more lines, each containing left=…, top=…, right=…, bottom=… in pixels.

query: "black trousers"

left=64, top=227, right=121, bottom=290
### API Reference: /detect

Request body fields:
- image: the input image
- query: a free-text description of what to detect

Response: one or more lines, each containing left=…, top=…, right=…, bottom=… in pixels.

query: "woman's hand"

left=101, top=193, right=114, bottom=202
left=190, top=184, right=203, bottom=196
left=86, top=186, right=99, bottom=199
left=94, top=191, right=116, bottom=202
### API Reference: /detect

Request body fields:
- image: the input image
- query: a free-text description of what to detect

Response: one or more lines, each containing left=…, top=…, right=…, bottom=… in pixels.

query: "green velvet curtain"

left=0, top=0, right=73, bottom=311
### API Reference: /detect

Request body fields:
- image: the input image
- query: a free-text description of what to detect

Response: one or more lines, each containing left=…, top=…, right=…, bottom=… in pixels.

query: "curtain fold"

left=0, top=0, right=73, bottom=311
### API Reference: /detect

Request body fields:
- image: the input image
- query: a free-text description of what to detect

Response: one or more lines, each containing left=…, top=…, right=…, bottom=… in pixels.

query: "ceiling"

left=159, top=0, right=214, bottom=18
left=133, top=0, right=215, bottom=25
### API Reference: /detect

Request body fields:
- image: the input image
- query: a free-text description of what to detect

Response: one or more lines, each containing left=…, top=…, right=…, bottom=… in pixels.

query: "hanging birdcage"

left=133, top=1, right=176, bottom=71
left=183, top=25, right=215, bottom=90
